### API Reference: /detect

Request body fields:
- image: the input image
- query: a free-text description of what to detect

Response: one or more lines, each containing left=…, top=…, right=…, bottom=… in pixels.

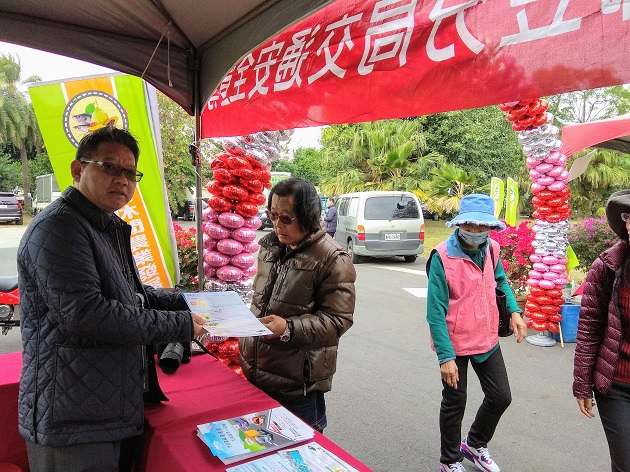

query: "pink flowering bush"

left=173, top=223, right=199, bottom=291
left=491, top=221, right=535, bottom=296
left=568, top=217, right=618, bottom=271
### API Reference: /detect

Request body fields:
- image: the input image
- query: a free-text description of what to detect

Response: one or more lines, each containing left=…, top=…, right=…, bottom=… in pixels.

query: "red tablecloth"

left=0, top=352, right=371, bottom=471
left=0, top=352, right=27, bottom=471
left=144, top=353, right=372, bottom=470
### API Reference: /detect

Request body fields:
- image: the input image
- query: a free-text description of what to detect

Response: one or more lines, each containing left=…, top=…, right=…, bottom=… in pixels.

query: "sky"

left=0, top=41, right=322, bottom=152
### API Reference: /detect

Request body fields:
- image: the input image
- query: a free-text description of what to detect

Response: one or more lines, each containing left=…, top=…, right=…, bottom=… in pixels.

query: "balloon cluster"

left=201, top=130, right=292, bottom=373
left=501, top=99, right=571, bottom=333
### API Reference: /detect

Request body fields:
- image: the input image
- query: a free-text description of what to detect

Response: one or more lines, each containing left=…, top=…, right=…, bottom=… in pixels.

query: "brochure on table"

left=226, top=442, right=360, bottom=472
left=197, top=406, right=314, bottom=465
left=183, top=291, right=272, bottom=337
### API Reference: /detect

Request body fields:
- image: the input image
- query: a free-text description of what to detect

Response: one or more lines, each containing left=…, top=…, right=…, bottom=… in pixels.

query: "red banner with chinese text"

left=201, top=0, right=630, bottom=138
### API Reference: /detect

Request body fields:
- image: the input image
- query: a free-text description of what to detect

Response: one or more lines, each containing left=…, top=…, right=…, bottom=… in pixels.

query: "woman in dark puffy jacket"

left=239, top=178, right=356, bottom=433
left=573, top=189, right=630, bottom=472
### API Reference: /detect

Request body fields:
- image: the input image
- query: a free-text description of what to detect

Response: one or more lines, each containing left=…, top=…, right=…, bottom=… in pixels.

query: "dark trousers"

left=440, top=347, right=512, bottom=464
left=282, top=390, right=327, bottom=433
left=26, top=439, right=121, bottom=472
left=594, top=380, right=630, bottom=472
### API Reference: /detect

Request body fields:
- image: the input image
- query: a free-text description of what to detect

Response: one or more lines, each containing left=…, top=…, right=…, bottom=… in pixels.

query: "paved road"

left=0, top=222, right=610, bottom=470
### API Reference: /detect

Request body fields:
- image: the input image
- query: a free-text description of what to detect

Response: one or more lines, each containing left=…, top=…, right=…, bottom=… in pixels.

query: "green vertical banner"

left=505, top=177, right=519, bottom=227
left=28, top=74, right=178, bottom=288
left=490, top=177, right=505, bottom=219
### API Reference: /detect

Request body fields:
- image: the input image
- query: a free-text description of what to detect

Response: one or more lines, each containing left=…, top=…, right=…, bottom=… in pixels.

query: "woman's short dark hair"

left=267, top=178, right=321, bottom=233
left=75, top=126, right=140, bottom=163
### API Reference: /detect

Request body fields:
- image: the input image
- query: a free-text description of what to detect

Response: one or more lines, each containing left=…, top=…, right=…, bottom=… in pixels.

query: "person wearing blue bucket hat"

left=574, top=189, right=630, bottom=472
left=426, top=193, right=527, bottom=472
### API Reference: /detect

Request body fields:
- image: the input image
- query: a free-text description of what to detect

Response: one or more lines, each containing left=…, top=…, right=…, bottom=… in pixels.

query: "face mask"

left=458, top=228, right=490, bottom=247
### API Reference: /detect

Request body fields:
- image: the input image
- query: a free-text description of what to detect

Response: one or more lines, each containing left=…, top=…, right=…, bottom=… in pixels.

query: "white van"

left=334, top=191, right=425, bottom=263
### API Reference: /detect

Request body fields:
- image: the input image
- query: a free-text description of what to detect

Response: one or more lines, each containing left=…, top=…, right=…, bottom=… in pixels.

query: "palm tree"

left=0, top=53, right=42, bottom=211
left=568, top=149, right=630, bottom=217
left=419, top=163, right=477, bottom=215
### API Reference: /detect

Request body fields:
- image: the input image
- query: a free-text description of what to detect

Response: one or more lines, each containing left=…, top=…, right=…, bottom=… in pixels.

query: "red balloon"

left=529, top=319, right=548, bottom=332
left=248, top=193, right=267, bottom=205
left=545, top=213, right=564, bottom=223
left=243, top=154, right=266, bottom=169
left=535, top=296, right=552, bottom=306
left=227, top=155, right=252, bottom=170
left=255, top=169, right=272, bottom=182
left=547, top=313, right=563, bottom=322
left=535, top=190, right=555, bottom=200
left=525, top=302, right=540, bottom=312
left=232, top=168, right=257, bottom=180
left=527, top=311, right=548, bottom=322
left=547, top=288, right=563, bottom=298
left=234, top=201, right=259, bottom=218
left=550, top=297, right=565, bottom=306
left=213, top=168, right=234, bottom=184
left=208, top=195, right=233, bottom=212
left=529, top=287, right=546, bottom=297
left=210, top=159, right=227, bottom=170
left=541, top=304, right=561, bottom=315
left=222, top=184, right=249, bottom=202
left=241, top=179, right=264, bottom=193
left=206, top=181, right=224, bottom=197
left=546, top=322, right=560, bottom=333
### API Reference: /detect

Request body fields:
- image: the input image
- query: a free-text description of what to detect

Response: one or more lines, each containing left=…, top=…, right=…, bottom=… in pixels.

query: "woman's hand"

left=577, top=397, right=596, bottom=418
left=191, top=313, right=207, bottom=339
left=259, top=314, right=287, bottom=338
left=440, top=360, right=459, bottom=389
left=511, top=312, right=527, bottom=343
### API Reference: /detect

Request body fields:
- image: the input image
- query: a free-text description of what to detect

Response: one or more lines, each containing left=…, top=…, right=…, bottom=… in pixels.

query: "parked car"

left=334, top=191, right=425, bottom=263
left=421, top=203, right=440, bottom=221
left=173, top=199, right=207, bottom=221
left=257, top=209, right=273, bottom=230
left=0, top=192, right=23, bottom=225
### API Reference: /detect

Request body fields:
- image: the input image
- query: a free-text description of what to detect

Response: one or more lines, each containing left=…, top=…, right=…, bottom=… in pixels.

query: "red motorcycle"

left=0, top=275, right=19, bottom=335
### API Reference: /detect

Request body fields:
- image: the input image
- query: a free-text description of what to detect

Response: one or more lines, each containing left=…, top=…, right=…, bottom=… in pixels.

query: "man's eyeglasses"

left=266, top=211, right=296, bottom=225
left=80, top=160, right=143, bottom=182
left=622, top=212, right=629, bottom=223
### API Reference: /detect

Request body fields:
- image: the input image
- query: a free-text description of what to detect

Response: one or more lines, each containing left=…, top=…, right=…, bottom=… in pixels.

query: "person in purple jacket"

left=426, top=194, right=527, bottom=472
left=574, top=189, right=630, bottom=472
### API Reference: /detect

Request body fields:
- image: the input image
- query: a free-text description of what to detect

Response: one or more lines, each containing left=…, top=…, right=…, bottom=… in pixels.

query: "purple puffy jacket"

left=573, top=240, right=628, bottom=398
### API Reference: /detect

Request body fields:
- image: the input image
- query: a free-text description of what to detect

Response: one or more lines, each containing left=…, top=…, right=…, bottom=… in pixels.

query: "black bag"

left=490, top=245, right=513, bottom=337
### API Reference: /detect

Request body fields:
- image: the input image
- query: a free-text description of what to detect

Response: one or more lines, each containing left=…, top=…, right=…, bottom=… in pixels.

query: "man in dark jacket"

left=323, top=197, right=337, bottom=237
left=17, top=127, right=205, bottom=472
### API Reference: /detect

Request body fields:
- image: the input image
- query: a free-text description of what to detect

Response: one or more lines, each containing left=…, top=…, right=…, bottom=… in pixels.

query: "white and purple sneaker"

left=440, top=462, right=467, bottom=472
left=460, top=436, right=500, bottom=472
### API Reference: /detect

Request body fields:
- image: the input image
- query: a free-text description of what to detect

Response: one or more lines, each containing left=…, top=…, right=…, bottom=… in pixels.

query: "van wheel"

left=404, top=255, right=417, bottom=263
left=348, top=240, right=360, bottom=264
left=16, top=217, right=23, bottom=225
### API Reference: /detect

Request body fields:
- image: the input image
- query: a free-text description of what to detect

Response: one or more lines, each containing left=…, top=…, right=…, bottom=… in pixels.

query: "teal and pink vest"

left=435, top=239, right=500, bottom=356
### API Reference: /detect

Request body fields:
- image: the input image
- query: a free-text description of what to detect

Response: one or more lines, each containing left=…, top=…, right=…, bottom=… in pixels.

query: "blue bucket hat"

left=446, top=194, right=506, bottom=231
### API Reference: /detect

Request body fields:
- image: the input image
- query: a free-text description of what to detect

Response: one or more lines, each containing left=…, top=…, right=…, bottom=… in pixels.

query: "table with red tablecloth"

left=0, top=352, right=371, bottom=471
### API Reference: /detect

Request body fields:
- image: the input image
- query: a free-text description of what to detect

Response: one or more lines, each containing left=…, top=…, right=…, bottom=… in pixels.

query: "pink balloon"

left=241, top=264, right=258, bottom=279
left=231, top=252, right=255, bottom=269
left=232, top=227, right=257, bottom=243
left=241, top=240, right=260, bottom=253
left=218, top=211, right=245, bottom=229
left=544, top=151, right=561, bottom=164
left=526, top=157, right=539, bottom=169
left=203, top=264, right=216, bottom=278
left=203, top=250, right=230, bottom=267
left=216, top=265, right=243, bottom=282
left=533, top=262, right=549, bottom=273
left=542, top=255, right=559, bottom=265
left=550, top=264, right=567, bottom=274
left=529, top=169, right=541, bottom=180
left=537, top=176, right=555, bottom=186
left=547, top=165, right=565, bottom=178
left=535, top=162, right=554, bottom=174
left=557, top=256, right=568, bottom=265
left=202, top=208, right=219, bottom=223
left=527, top=278, right=540, bottom=287
left=542, top=272, right=558, bottom=281
left=217, top=238, right=244, bottom=256
left=242, top=215, right=263, bottom=229
left=559, top=170, right=569, bottom=180
left=538, top=279, right=556, bottom=289
left=557, top=153, right=568, bottom=166
left=529, top=270, right=544, bottom=279
left=547, top=181, right=566, bottom=192
left=205, top=222, right=231, bottom=240
left=202, top=234, right=217, bottom=251
left=529, top=254, right=542, bottom=263
left=553, top=277, right=568, bottom=286
left=531, top=182, right=545, bottom=193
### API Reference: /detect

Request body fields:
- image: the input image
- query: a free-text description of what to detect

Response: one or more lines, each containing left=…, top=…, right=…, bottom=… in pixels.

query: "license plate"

left=384, top=233, right=400, bottom=240
left=0, top=205, right=7, bottom=209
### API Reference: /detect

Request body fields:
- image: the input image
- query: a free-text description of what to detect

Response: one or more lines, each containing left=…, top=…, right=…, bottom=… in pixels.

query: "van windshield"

left=364, top=196, right=419, bottom=220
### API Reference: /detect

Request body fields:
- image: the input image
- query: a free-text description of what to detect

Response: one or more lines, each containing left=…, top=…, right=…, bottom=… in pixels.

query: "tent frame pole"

left=194, top=53, right=205, bottom=291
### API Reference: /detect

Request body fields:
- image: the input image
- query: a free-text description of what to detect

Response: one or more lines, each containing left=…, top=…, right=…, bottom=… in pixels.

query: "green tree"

left=0, top=152, right=21, bottom=190
left=547, top=85, right=630, bottom=125
left=0, top=53, right=41, bottom=211
left=291, top=147, right=323, bottom=185
left=28, top=151, right=53, bottom=191
left=418, top=163, right=477, bottom=216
